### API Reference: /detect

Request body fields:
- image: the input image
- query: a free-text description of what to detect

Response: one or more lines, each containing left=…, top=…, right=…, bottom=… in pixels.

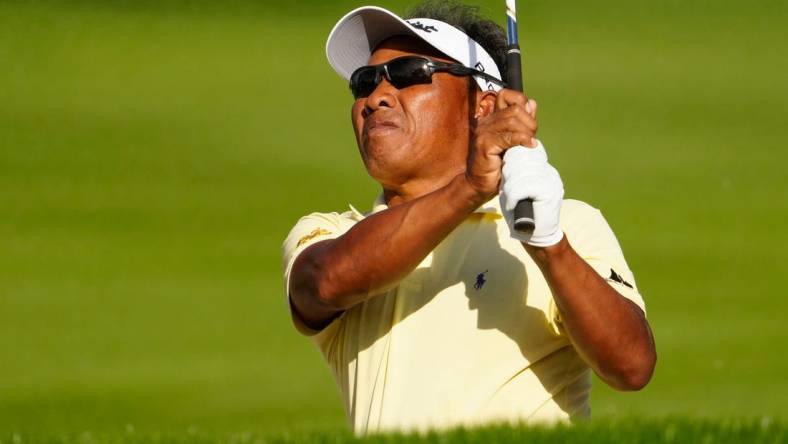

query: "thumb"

left=525, top=99, right=538, bottom=118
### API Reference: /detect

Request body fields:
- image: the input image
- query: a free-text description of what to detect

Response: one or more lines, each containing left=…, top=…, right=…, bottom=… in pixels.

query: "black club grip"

left=513, top=198, right=535, bottom=232
left=506, top=43, right=535, bottom=235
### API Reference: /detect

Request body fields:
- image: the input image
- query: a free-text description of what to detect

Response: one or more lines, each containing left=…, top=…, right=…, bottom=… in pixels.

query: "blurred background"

left=1, top=0, right=786, bottom=435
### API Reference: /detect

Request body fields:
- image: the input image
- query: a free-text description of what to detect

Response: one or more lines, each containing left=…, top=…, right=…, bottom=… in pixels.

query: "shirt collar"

left=349, top=193, right=502, bottom=218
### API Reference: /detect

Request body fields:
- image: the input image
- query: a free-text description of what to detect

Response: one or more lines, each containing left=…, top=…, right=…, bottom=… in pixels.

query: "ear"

left=474, top=90, right=497, bottom=119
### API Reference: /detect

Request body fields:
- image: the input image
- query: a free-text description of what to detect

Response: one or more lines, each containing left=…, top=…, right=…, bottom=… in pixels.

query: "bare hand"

left=464, top=89, right=538, bottom=202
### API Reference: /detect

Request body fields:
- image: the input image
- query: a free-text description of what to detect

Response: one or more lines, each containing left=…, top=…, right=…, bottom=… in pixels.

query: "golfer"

left=282, top=1, right=656, bottom=434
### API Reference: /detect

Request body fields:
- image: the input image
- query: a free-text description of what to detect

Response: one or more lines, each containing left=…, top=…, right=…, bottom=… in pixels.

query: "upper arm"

left=282, top=212, right=351, bottom=335
left=289, top=240, right=347, bottom=331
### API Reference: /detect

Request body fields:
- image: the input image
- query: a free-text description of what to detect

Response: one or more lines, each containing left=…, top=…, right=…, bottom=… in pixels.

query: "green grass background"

left=1, top=0, right=787, bottom=437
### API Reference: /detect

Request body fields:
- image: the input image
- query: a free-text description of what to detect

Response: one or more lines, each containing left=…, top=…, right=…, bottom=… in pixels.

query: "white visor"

left=326, top=6, right=503, bottom=92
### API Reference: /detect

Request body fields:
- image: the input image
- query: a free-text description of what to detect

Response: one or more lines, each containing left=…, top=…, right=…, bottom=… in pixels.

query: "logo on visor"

left=474, top=62, right=495, bottom=91
left=408, top=21, right=438, bottom=33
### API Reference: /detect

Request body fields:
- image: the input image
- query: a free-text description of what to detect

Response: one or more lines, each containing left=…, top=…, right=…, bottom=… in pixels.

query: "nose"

left=363, top=77, right=398, bottom=117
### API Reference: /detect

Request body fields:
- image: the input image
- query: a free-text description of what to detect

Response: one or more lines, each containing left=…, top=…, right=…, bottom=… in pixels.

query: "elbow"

left=618, top=368, right=653, bottom=392
left=313, top=273, right=352, bottom=311
left=615, top=349, right=657, bottom=391
left=291, top=252, right=351, bottom=312
left=308, top=256, right=357, bottom=311
left=613, top=317, right=658, bottom=391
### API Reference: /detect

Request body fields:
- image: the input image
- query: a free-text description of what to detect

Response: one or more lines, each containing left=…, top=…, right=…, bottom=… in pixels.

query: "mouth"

left=364, top=117, right=399, bottom=137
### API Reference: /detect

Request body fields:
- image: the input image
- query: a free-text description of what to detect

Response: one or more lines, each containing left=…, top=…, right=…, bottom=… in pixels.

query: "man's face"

left=351, top=36, right=474, bottom=191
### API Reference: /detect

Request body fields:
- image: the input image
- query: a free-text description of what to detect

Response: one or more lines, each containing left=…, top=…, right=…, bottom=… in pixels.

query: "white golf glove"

left=499, top=140, right=564, bottom=247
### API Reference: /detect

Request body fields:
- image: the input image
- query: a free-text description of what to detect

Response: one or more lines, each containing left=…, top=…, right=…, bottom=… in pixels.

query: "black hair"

left=406, top=0, right=509, bottom=84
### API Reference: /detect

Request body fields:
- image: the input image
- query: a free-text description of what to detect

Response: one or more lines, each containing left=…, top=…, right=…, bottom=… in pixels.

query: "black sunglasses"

left=349, top=56, right=505, bottom=99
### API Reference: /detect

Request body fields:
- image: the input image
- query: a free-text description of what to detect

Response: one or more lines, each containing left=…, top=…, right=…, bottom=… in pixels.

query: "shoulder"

left=287, top=209, right=358, bottom=234
left=282, top=209, right=359, bottom=266
left=280, top=209, right=358, bottom=339
left=559, top=199, right=624, bottom=254
left=560, top=199, right=602, bottom=219
left=559, top=199, right=606, bottom=234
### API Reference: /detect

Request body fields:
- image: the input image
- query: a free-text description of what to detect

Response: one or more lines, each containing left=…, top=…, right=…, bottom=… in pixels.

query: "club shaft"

left=505, top=0, right=536, bottom=234
left=506, top=0, right=518, bottom=45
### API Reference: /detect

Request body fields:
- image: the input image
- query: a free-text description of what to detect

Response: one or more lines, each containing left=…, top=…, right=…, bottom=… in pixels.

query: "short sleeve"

left=548, top=200, right=647, bottom=331
left=282, top=211, right=356, bottom=338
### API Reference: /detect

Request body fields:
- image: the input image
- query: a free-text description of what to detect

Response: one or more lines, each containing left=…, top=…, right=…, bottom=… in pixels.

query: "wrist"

left=524, top=234, right=571, bottom=267
left=454, top=173, right=493, bottom=210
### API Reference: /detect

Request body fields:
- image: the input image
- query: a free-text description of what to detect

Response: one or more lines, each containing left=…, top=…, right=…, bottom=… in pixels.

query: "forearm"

left=291, top=174, right=483, bottom=323
left=526, top=237, right=656, bottom=390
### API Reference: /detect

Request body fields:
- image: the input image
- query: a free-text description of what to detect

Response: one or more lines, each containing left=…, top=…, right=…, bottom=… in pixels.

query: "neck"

left=382, top=168, right=464, bottom=208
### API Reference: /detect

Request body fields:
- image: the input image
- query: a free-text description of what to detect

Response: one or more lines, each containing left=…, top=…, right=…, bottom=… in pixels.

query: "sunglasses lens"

left=387, top=58, right=432, bottom=88
left=349, top=58, right=434, bottom=99
left=350, top=66, right=379, bottom=99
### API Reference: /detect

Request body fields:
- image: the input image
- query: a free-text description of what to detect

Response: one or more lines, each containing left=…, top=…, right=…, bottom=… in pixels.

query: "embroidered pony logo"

left=474, top=270, right=489, bottom=290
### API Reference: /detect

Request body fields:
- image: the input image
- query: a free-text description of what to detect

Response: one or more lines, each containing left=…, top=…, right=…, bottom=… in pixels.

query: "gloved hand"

left=499, top=140, right=564, bottom=247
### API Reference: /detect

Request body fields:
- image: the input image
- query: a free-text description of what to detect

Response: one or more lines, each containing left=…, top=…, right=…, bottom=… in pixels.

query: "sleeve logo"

left=608, top=269, right=634, bottom=289
left=297, top=228, right=332, bottom=247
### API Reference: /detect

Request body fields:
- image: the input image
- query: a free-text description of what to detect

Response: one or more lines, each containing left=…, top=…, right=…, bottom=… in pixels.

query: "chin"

left=362, top=135, right=405, bottom=164
left=362, top=148, right=415, bottom=185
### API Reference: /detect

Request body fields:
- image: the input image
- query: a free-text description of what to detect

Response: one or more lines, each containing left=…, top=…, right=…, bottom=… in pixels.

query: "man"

left=282, top=1, right=656, bottom=435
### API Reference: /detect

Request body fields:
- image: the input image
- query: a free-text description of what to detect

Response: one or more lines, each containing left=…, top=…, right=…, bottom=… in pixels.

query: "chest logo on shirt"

left=474, top=270, right=489, bottom=290
left=297, top=228, right=332, bottom=247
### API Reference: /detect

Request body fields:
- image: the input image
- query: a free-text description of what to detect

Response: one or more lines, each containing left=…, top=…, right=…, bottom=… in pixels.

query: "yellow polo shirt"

left=282, top=196, right=646, bottom=435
